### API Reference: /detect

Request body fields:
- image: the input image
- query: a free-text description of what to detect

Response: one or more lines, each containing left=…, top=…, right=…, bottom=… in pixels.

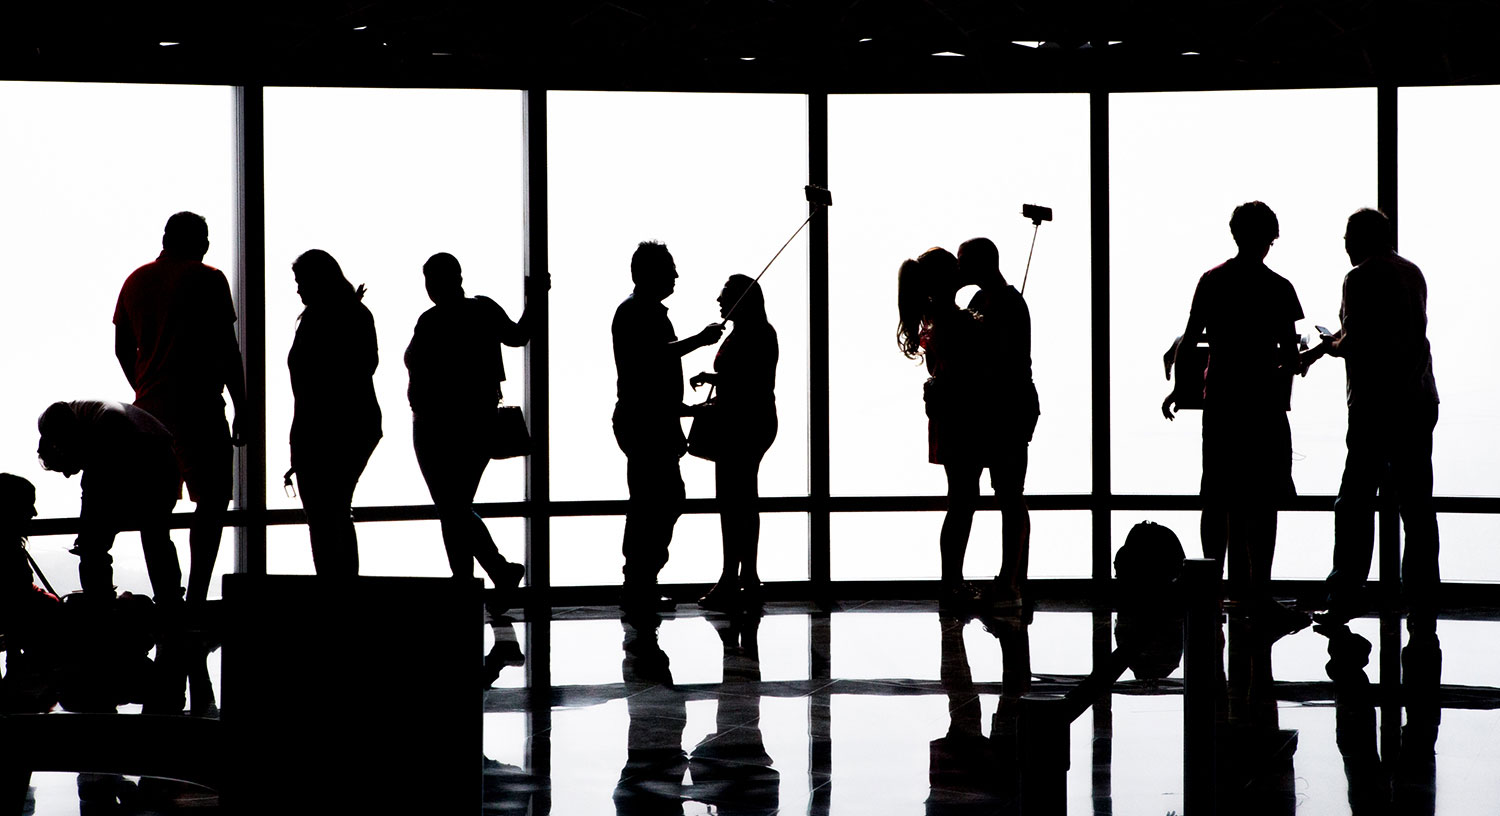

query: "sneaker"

left=1311, top=604, right=1365, bottom=627
left=495, top=561, right=525, bottom=590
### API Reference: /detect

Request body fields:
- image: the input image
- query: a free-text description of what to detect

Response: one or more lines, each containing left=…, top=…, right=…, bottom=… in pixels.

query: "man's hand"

left=690, top=371, right=715, bottom=390
left=1161, top=393, right=1178, bottom=421
left=694, top=323, right=725, bottom=347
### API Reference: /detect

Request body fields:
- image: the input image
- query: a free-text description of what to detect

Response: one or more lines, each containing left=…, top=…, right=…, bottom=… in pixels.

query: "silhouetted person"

left=613, top=241, right=723, bottom=614
left=1320, top=624, right=1440, bottom=815
left=37, top=401, right=182, bottom=604
left=958, top=237, right=1039, bottom=613
left=1307, top=209, right=1441, bottom=633
left=287, top=249, right=382, bottom=577
left=898, top=244, right=1034, bottom=615
left=0, top=473, right=62, bottom=711
left=690, top=275, right=777, bottom=612
left=405, top=252, right=544, bottom=605
left=1164, top=202, right=1307, bottom=636
left=114, top=212, right=246, bottom=604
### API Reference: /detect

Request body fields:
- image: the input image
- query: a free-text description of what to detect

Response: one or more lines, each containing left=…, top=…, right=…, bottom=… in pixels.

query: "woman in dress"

left=288, top=249, right=381, bottom=576
left=692, top=274, right=778, bottom=611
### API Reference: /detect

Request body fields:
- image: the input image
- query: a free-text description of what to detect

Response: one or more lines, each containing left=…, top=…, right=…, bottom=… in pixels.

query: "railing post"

left=1182, top=557, right=1221, bottom=814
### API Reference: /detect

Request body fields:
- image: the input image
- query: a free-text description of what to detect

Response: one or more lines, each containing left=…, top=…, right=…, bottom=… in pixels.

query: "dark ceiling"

left=5, top=1, right=1500, bottom=92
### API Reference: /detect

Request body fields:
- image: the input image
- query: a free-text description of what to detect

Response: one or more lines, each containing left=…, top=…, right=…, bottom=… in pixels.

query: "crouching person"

left=37, top=401, right=183, bottom=605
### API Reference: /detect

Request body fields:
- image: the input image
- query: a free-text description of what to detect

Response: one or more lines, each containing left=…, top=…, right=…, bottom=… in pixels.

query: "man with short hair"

left=114, top=212, right=246, bottom=604
left=37, top=401, right=182, bottom=603
left=612, top=241, right=722, bottom=614
left=1165, top=201, right=1307, bottom=634
left=1311, top=208, right=1440, bottom=632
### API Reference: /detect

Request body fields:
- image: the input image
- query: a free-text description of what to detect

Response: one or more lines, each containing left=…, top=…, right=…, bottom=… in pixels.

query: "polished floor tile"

left=14, top=600, right=1500, bottom=813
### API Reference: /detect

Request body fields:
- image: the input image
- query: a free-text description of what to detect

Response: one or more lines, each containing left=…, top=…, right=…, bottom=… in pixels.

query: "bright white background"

left=3, top=83, right=1498, bottom=595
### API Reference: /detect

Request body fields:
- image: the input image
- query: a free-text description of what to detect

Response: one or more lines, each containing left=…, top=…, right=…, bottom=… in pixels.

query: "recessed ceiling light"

left=433, top=52, right=453, bottom=56
left=1108, top=41, right=1123, bottom=45
left=158, top=41, right=180, bottom=47
left=740, top=56, right=756, bottom=61
left=858, top=37, right=873, bottom=43
left=1012, top=41, right=1041, bottom=48
left=932, top=51, right=964, bottom=57
left=1182, top=51, right=1201, bottom=56
left=353, top=25, right=368, bottom=31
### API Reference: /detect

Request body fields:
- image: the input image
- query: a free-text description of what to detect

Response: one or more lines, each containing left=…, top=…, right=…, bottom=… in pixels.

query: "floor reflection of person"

left=1321, top=623, right=1440, bottom=815
left=405, top=253, right=543, bottom=607
left=688, top=614, right=779, bottom=814
left=614, top=613, right=686, bottom=815
left=37, top=401, right=183, bottom=604
left=927, top=615, right=1030, bottom=815
left=1163, top=202, right=1308, bottom=637
left=287, top=249, right=381, bottom=577
left=691, top=275, right=778, bottom=613
left=613, top=242, right=722, bottom=614
left=1216, top=614, right=1297, bottom=815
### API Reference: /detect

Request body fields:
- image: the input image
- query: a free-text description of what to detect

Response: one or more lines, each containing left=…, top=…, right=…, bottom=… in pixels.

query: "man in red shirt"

left=113, top=212, right=246, bottom=604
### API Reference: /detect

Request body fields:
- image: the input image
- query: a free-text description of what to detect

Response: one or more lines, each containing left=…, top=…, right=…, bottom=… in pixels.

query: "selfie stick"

left=1019, top=203, right=1053, bottom=295
left=721, top=185, right=833, bottom=324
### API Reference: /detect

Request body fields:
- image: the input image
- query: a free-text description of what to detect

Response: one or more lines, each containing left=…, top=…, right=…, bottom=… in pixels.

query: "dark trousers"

left=1326, top=402, right=1440, bottom=614
left=76, top=463, right=182, bottom=601
left=620, top=451, right=685, bottom=591
left=296, top=439, right=378, bottom=577
left=413, top=419, right=511, bottom=583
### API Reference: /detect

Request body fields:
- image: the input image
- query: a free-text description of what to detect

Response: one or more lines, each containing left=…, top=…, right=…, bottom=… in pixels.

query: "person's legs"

left=415, top=421, right=512, bottom=583
left=298, top=445, right=370, bottom=578
left=990, top=443, right=1031, bottom=597
left=173, top=415, right=232, bottom=604
left=1327, top=410, right=1387, bottom=612
left=1395, top=403, right=1440, bottom=631
left=941, top=462, right=982, bottom=587
left=623, top=451, right=684, bottom=594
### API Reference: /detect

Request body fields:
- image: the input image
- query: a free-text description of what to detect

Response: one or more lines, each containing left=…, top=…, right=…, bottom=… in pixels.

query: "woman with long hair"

left=405, top=253, right=544, bottom=606
left=898, top=246, right=1030, bottom=614
left=288, top=249, right=382, bottom=576
left=692, top=274, right=778, bottom=612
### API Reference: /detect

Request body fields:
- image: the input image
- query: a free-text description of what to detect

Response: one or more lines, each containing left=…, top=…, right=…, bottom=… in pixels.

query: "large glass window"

left=1399, top=85, right=1500, bottom=500
left=263, top=88, right=525, bottom=577
left=263, top=87, right=526, bottom=514
left=828, top=93, right=1093, bottom=500
left=1109, top=88, right=1377, bottom=498
left=0, top=81, right=236, bottom=596
left=547, top=91, right=810, bottom=503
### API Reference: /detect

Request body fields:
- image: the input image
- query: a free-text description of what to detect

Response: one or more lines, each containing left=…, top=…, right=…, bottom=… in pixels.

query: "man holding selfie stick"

left=1305, top=208, right=1440, bottom=633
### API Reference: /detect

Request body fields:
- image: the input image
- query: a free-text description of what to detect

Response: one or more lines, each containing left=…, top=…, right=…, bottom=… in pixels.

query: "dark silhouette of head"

left=422, top=252, right=465, bottom=304
left=0, top=473, right=37, bottom=537
left=719, top=274, right=766, bottom=324
left=37, top=403, right=83, bottom=477
left=896, top=247, right=958, bottom=359
left=293, top=249, right=357, bottom=308
left=162, top=211, right=209, bottom=260
left=1344, top=208, right=1394, bottom=266
left=631, top=241, right=677, bottom=300
left=956, top=237, right=1003, bottom=286
left=1229, top=201, right=1279, bottom=258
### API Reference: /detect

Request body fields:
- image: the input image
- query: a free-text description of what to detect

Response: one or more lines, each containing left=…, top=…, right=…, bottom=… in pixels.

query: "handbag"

left=686, top=387, right=724, bottom=462
left=490, top=404, right=533, bottom=460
